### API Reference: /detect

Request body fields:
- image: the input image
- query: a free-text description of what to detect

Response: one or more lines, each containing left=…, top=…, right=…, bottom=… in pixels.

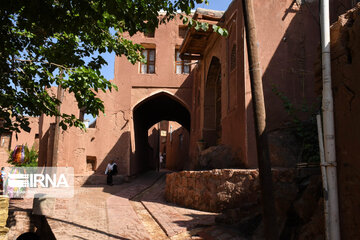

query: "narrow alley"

left=2, top=0, right=360, bottom=239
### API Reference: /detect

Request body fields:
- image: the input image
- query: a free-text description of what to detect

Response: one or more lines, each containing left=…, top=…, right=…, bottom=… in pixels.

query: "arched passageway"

left=203, top=57, right=222, bottom=147
left=133, top=92, right=190, bottom=174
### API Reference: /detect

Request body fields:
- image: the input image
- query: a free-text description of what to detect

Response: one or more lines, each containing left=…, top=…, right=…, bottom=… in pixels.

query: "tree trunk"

left=51, top=81, right=64, bottom=167
left=242, top=0, right=278, bottom=239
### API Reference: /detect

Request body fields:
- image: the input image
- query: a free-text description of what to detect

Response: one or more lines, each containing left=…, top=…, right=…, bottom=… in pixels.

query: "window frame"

left=140, top=48, right=156, bottom=74
left=175, top=49, right=190, bottom=74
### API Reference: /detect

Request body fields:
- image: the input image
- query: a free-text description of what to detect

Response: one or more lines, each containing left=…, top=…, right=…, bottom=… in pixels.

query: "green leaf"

left=212, top=25, right=219, bottom=32
left=201, top=22, right=209, bottom=31
left=217, top=28, right=224, bottom=36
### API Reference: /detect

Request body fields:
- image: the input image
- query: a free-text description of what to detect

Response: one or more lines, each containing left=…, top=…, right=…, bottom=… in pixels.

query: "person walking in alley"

left=159, top=153, right=164, bottom=169
left=0, top=167, right=6, bottom=194
left=105, top=160, right=117, bottom=186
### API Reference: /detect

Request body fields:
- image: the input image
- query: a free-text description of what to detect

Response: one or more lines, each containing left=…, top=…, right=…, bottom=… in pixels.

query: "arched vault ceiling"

left=133, top=93, right=190, bottom=131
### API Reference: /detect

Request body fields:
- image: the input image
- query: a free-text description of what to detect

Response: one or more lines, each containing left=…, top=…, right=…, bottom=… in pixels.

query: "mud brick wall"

left=329, top=4, right=360, bottom=239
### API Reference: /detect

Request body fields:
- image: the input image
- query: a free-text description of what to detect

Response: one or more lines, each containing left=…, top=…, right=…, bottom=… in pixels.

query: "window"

left=86, top=156, right=97, bottom=172
left=0, top=133, right=11, bottom=150
left=178, top=26, right=187, bottom=38
left=141, top=49, right=156, bottom=74
left=79, top=107, right=96, bottom=128
left=175, top=49, right=190, bottom=74
left=144, top=30, right=155, bottom=38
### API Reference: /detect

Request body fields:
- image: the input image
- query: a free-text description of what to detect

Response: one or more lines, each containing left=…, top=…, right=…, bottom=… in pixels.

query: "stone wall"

left=0, top=197, right=9, bottom=239
left=165, top=169, right=325, bottom=239
left=165, top=169, right=296, bottom=213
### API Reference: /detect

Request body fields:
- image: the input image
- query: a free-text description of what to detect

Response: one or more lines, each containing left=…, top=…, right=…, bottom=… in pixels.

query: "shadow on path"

left=46, top=216, right=131, bottom=240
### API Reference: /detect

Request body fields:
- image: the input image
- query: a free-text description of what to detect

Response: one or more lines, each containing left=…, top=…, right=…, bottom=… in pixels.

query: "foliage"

left=272, top=85, right=320, bottom=163
left=8, top=144, right=38, bottom=167
left=0, top=0, right=228, bottom=133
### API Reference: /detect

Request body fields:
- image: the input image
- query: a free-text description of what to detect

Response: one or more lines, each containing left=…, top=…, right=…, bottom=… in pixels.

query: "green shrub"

left=272, top=85, right=320, bottom=164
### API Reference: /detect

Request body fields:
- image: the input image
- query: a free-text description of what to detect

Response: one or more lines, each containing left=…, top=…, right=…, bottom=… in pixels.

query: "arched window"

left=203, top=57, right=221, bottom=147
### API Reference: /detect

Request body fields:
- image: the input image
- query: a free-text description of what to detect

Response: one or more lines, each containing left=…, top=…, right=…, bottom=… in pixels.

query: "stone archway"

left=132, top=92, right=191, bottom=174
left=203, top=56, right=222, bottom=147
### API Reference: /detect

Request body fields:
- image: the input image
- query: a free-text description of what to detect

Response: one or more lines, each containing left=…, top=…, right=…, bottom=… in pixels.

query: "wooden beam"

left=180, top=54, right=202, bottom=60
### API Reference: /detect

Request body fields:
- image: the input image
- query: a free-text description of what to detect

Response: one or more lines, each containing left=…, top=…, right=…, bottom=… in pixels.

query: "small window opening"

left=84, top=113, right=96, bottom=128
left=178, top=26, right=187, bottom=38
left=80, top=107, right=97, bottom=128
left=144, top=29, right=155, bottom=38
left=86, top=156, right=97, bottom=172
left=0, top=133, right=11, bottom=149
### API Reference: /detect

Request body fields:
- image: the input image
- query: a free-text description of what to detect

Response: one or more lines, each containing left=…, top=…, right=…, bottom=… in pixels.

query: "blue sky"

left=99, top=0, right=233, bottom=81
left=196, top=0, right=233, bottom=11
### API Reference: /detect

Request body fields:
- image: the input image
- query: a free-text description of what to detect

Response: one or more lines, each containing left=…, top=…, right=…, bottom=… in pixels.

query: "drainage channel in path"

left=130, top=174, right=170, bottom=240
left=129, top=174, right=206, bottom=240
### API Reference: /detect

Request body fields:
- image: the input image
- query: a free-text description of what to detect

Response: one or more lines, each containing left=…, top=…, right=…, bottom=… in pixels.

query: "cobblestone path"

left=7, top=171, right=240, bottom=240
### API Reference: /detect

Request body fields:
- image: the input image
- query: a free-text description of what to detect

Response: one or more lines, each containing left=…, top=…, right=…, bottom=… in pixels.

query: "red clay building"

left=181, top=0, right=354, bottom=169
left=38, top=14, right=193, bottom=175
left=37, top=0, right=356, bottom=176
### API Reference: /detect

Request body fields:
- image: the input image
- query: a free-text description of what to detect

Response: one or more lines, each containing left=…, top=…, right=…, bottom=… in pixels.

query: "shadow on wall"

left=96, top=131, right=131, bottom=175
left=38, top=124, right=55, bottom=167
left=259, top=0, right=351, bottom=131
left=203, top=56, right=222, bottom=148
left=166, top=126, right=190, bottom=171
left=147, top=127, right=160, bottom=171
left=246, top=0, right=352, bottom=168
left=257, top=1, right=320, bottom=132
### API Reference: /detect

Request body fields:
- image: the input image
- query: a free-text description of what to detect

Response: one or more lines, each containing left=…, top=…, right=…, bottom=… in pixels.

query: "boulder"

left=199, top=145, right=243, bottom=169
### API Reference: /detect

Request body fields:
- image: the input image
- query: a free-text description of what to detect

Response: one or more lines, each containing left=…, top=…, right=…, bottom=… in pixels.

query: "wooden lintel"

left=180, top=54, right=203, bottom=60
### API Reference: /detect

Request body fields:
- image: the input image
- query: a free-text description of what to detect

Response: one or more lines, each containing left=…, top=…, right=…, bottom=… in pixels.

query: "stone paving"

left=46, top=185, right=123, bottom=240
left=46, top=171, right=163, bottom=240
left=139, top=175, right=217, bottom=238
left=129, top=200, right=168, bottom=240
left=7, top=198, right=34, bottom=240
left=6, top=171, right=241, bottom=240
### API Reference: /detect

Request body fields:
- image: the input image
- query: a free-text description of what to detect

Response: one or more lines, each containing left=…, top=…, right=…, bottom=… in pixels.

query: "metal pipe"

left=320, top=0, right=341, bottom=239
left=317, top=114, right=330, bottom=240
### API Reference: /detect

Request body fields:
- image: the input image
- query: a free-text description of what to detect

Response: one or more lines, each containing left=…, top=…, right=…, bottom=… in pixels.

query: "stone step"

left=74, top=174, right=125, bottom=186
